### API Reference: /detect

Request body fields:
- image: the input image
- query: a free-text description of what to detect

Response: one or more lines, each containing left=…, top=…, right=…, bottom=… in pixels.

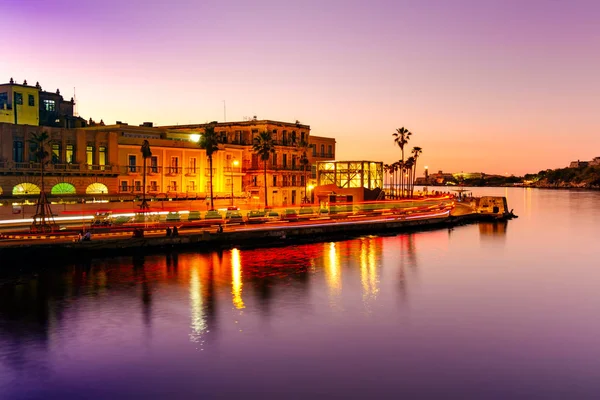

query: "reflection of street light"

left=230, top=158, right=239, bottom=206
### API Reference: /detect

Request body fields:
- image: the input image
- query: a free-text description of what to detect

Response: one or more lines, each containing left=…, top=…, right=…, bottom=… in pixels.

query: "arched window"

left=13, top=183, right=40, bottom=195
left=51, top=183, right=76, bottom=195
left=86, top=183, right=108, bottom=194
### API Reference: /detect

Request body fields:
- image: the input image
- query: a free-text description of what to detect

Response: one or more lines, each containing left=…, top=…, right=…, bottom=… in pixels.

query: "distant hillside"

left=524, top=166, right=600, bottom=189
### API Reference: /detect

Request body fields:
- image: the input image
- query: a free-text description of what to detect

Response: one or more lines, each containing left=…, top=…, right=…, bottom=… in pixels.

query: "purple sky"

left=3, top=0, right=600, bottom=175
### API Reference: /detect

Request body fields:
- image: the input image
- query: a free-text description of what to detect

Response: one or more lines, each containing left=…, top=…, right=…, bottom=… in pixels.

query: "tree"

left=411, top=146, right=423, bottom=197
left=393, top=127, right=412, bottom=197
left=297, top=139, right=311, bottom=203
left=404, top=157, right=414, bottom=198
left=199, top=124, right=220, bottom=210
left=383, top=164, right=391, bottom=199
left=252, top=130, right=276, bottom=208
left=28, top=131, right=55, bottom=233
left=140, top=140, right=152, bottom=210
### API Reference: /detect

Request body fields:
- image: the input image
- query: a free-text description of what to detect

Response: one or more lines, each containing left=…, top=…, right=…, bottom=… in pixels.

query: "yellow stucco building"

left=0, top=79, right=40, bottom=126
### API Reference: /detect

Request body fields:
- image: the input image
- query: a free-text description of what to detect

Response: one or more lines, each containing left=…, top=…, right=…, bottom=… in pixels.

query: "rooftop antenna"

left=73, top=87, right=78, bottom=117
left=223, top=100, right=226, bottom=122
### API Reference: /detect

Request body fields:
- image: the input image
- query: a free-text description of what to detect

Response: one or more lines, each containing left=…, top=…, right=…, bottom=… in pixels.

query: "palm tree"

left=404, top=157, right=415, bottom=198
left=252, top=130, right=276, bottom=208
left=393, top=127, right=412, bottom=197
left=199, top=124, right=220, bottom=210
left=28, top=131, right=55, bottom=233
left=140, top=140, right=152, bottom=210
left=383, top=164, right=391, bottom=199
left=297, top=140, right=311, bottom=203
left=411, top=146, right=423, bottom=197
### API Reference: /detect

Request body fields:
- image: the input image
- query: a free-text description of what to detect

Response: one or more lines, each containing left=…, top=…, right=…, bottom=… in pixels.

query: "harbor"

left=0, top=194, right=516, bottom=262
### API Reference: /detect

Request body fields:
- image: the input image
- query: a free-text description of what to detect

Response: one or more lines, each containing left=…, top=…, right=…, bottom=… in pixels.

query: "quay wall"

left=0, top=214, right=485, bottom=264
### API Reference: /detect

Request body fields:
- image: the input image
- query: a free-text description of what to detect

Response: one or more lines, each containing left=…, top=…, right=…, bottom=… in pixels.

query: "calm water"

left=1, top=187, right=600, bottom=399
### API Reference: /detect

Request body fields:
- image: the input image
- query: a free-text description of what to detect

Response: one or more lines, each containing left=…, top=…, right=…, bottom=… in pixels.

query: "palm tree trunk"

left=303, top=166, right=308, bottom=203
left=264, top=160, right=268, bottom=208
left=412, top=159, right=418, bottom=197
left=209, top=156, right=214, bottom=210
left=142, top=156, right=148, bottom=208
left=401, top=149, right=405, bottom=198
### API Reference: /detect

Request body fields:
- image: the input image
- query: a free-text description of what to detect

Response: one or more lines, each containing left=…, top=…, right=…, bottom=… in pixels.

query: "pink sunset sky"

left=3, top=0, right=599, bottom=175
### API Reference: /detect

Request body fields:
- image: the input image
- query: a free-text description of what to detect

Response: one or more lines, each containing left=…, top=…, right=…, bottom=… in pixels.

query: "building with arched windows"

left=0, top=119, right=336, bottom=209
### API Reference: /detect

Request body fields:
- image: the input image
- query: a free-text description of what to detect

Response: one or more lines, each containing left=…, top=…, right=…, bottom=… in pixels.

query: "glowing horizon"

left=3, top=0, right=599, bottom=175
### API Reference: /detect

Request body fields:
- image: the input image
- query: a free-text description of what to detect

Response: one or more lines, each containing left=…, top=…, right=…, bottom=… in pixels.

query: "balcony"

left=242, top=163, right=307, bottom=172
left=204, top=168, right=216, bottom=177
left=166, top=167, right=181, bottom=176
left=185, top=167, right=198, bottom=177
left=223, top=166, right=242, bottom=174
left=0, top=161, right=117, bottom=175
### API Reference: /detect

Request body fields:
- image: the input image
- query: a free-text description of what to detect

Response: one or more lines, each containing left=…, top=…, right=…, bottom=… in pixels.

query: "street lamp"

left=230, top=158, right=239, bottom=206
left=307, top=184, right=314, bottom=204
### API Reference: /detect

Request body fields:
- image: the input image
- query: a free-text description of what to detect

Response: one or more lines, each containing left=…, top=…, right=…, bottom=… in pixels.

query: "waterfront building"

left=0, top=118, right=337, bottom=208
left=163, top=120, right=322, bottom=207
left=314, top=160, right=383, bottom=204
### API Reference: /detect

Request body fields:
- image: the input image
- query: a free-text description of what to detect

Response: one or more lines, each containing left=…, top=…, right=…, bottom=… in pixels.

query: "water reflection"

left=360, top=238, right=380, bottom=308
left=189, top=260, right=207, bottom=346
left=231, top=248, right=245, bottom=310
left=325, top=242, right=342, bottom=301
left=479, top=221, right=508, bottom=242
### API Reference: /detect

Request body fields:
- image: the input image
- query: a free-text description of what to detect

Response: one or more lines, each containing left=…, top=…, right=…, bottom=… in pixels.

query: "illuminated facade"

left=317, top=161, right=383, bottom=190
left=164, top=120, right=316, bottom=206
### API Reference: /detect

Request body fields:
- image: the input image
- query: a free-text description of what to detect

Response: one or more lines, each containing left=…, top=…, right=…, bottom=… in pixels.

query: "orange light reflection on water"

left=231, top=248, right=245, bottom=310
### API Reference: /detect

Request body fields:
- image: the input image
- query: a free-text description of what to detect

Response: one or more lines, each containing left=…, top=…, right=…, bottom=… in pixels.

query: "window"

left=320, top=144, right=325, bottom=157
left=272, top=153, right=277, bottom=167
left=43, top=99, right=55, bottom=111
left=13, top=140, right=24, bottom=162
left=291, top=156, right=296, bottom=169
left=189, top=157, right=197, bottom=173
left=149, top=181, right=158, bottom=191
left=98, top=146, right=107, bottom=166
left=120, top=180, right=129, bottom=192
left=301, top=132, right=305, bottom=143
left=273, top=175, right=277, bottom=186
left=66, top=144, right=75, bottom=163
left=134, top=180, right=142, bottom=191
left=15, top=93, right=23, bottom=105
left=328, top=145, right=332, bottom=157
left=283, top=154, right=287, bottom=167
left=150, top=156, right=158, bottom=173
left=301, top=176, right=305, bottom=186
left=283, top=176, right=288, bottom=186
left=86, top=145, right=94, bottom=165
left=311, top=144, right=316, bottom=156
left=128, top=155, right=136, bottom=172
left=282, top=131, right=287, bottom=144
left=0, top=92, right=7, bottom=109
left=252, top=176, right=257, bottom=186
left=28, top=94, right=35, bottom=107
left=28, top=141, right=38, bottom=162
left=291, top=131, right=296, bottom=144
left=188, top=181, right=196, bottom=191
left=169, top=181, right=178, bottom=191
left=52, top=143, right=61, bottom=163
left=292, top=175, right=297, bottom=186
left=171, top=157, right=179, bottom=173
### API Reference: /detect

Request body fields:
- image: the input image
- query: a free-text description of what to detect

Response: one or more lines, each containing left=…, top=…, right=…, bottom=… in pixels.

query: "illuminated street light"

left=190, top=134, right=201, bottom=143
left=231, top=158, right=239, bottom=206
